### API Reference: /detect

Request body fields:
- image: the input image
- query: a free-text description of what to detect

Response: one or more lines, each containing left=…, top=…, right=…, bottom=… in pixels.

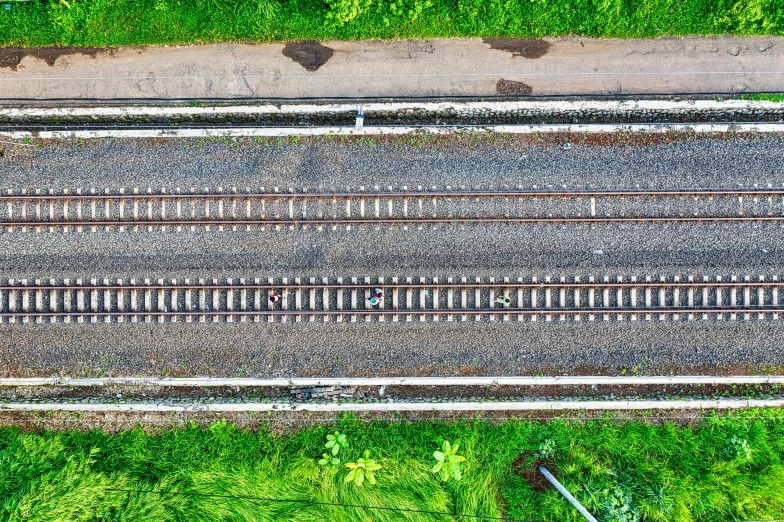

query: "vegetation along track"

left=2, top=187, right=784, bottom=228
left=1, top=275, right=782, bottom=323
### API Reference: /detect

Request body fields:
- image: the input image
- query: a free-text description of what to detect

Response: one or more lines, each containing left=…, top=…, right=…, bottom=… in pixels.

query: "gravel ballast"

left=0, top=135, right=783, bottom=377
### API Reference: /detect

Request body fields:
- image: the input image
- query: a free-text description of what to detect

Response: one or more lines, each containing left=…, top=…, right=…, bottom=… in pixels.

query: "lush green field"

left=1, top=410, right=784, bottom=521
left=0, top=0, right=783, bottom=47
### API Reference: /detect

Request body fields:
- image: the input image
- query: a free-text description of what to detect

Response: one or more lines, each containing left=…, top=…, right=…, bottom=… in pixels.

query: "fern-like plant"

left=432, top=440, right=466, bottom=482
left=344, top=450, right=382, bottom=487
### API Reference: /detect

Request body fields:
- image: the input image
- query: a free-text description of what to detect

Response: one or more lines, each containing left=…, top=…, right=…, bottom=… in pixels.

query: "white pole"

left=538, top=466, right=598, bottom=522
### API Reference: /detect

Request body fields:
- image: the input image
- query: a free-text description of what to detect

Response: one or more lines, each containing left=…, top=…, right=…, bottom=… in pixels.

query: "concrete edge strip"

left=3, top=123, right=784, bottom=139
left=4, top=375, right=784, bottom=387
left=2, top=399, right=783, bottom=412
left=1, top=99, right=782, bottom=118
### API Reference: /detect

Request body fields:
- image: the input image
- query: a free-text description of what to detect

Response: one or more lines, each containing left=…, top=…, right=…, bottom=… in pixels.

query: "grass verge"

left=738, top=93, right=784, bottom=102
left=0, top=0, right=783, bottom=47
left=1, top=409, right=783, bottom=521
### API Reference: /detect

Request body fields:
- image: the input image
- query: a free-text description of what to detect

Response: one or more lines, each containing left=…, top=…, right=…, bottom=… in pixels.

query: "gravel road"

left=1, top=135, right=783, bottom=377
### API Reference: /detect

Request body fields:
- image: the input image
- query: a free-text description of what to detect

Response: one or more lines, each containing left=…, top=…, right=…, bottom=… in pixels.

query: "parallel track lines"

left=1, top=188, right=783, bottom=228
left=1, top=276, right=781, bottom=323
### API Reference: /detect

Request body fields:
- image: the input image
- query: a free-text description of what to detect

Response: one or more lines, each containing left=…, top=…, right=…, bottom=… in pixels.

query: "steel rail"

left=2, top=216, right=784, bottom=227
left=2, top=307, right=784, bottom=318
left=2, top=188, right=784, bottom=201
left=1, top=280, right=782, bottom=291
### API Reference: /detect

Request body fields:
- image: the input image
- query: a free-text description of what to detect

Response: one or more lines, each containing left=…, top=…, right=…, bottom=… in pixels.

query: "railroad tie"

left=158, top=278, right=166, bottom=324
left=573, top=276, right=581, bottom=322
left=63, top=278, right=71, bottom=324
left=116, top=279, right=125, bottom=324
left=227, top=278, right=234, bottom=324
left=104, top=278, right=112, bottom=324
left=281, top=277, right=289, bottom=323
left=239, top=277, right=247, bottom=323
left=392, top=276, right=399, bottom=322
left=212, top=278, right=220, bottom=323
left=90, top=278, right=98, bottom=324
left=322, top=277, right=329, bottom=323
left=185, top=278, right=193, bottom=323
left=420, top=276, right=427, bottom=322
left=377, top=275, right=385, bottom=323
left=433, top=276, right=439, bottom=322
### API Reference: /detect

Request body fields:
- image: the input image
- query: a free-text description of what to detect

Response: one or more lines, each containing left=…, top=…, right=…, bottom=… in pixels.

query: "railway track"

left=2, top=187, right=784, bottom=228
left=1, top=275, right=782, bottom=323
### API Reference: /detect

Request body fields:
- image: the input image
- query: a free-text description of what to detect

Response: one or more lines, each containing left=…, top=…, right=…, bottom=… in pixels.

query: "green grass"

left=0, top=0, right=783, bottom=47
left=2, top=410, right=784, bottom=521
left=738, top=93, right=784, bottom=102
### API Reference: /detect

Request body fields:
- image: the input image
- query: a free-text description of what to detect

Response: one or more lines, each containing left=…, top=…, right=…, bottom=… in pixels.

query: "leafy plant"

left=326, top=431, right=348, bottom=456
left=600, top=485, right=639, bottom=522
left=384, top=0, right=433, bottom=24
left=344, top=450, right=382, bottom=487
left=535, top=438, right=556, bottom=460
left=722, top=436, right=752, bottom=461
left=318, top=431, right=349, bottom=466
left=432, top=439, right=466, bottom=482
left=324, top=0, right=372, bottom=26
left=318, top=452, right=339, bottom=466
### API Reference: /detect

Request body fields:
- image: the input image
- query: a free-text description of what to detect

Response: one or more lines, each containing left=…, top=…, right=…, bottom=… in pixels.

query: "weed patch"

left=1, top=0, right=783, bottom=47
left=0, top=410, right=783, bottom=520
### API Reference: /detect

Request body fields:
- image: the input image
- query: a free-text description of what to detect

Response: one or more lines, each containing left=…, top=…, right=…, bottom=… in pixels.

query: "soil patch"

left=0, top=47, right=112, bottom=71
left=483, top=38, right=551, bottom=59
left=281, top=41, right=334, bottom=72
left=496, top=79, right=532, bottom=95
left=513, top=451, right=555, bottom=492
left=0, top=407, right=764, bottom=435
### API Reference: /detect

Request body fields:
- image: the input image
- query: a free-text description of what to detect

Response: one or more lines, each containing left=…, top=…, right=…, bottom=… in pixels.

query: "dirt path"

left=0, top=37, right=782, bottom=100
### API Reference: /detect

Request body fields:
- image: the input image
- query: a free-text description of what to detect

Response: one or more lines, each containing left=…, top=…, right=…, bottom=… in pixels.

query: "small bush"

left=325, top=0, right=372, bottom=26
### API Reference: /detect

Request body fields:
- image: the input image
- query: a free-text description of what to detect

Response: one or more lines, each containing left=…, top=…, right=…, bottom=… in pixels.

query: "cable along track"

left=1, top=187, right=784, bottom=228
left=1, top=275, right=781, bottom=323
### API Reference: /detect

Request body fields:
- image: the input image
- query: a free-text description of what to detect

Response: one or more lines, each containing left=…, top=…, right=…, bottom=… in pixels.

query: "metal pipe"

left=538, top=466, right=598, bottom=522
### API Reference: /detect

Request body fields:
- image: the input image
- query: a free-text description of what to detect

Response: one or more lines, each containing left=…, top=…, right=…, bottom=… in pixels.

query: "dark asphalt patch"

left=496, top=79, right=533, bottom=95
left=483, top=38, right=552, bottom=59
left=281, top=41, right=334, bottom=72
left=0, top=47, right=112, bottom=71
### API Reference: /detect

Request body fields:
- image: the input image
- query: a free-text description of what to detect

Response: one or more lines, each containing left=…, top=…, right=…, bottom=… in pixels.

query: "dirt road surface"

left=1, top=37, right=782, bottom=100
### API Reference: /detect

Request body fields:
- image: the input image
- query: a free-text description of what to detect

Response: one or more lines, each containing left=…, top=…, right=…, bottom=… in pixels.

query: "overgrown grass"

left=1, top=410, right=784, bottom=521
left=739, top=93, right=784, bottom=102
left=1, top=0, right=783, bottom=47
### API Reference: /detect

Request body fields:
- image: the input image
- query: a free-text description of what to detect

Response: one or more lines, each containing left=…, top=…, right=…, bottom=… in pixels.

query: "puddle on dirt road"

left=0, top=47, right=112, bottom=71
left=496, top=79, right=532, bottom=95
left=483, top=38, right=551, bottom=59
left=281, top=41, right=334, bottom=72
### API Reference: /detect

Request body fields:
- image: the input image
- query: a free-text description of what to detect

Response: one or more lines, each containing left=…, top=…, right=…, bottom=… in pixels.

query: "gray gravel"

left=1, top=135, right=783, bottom=377
left=3, top=136, right=784, bottom=190
left=0, top=320, right=780, bottom=377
